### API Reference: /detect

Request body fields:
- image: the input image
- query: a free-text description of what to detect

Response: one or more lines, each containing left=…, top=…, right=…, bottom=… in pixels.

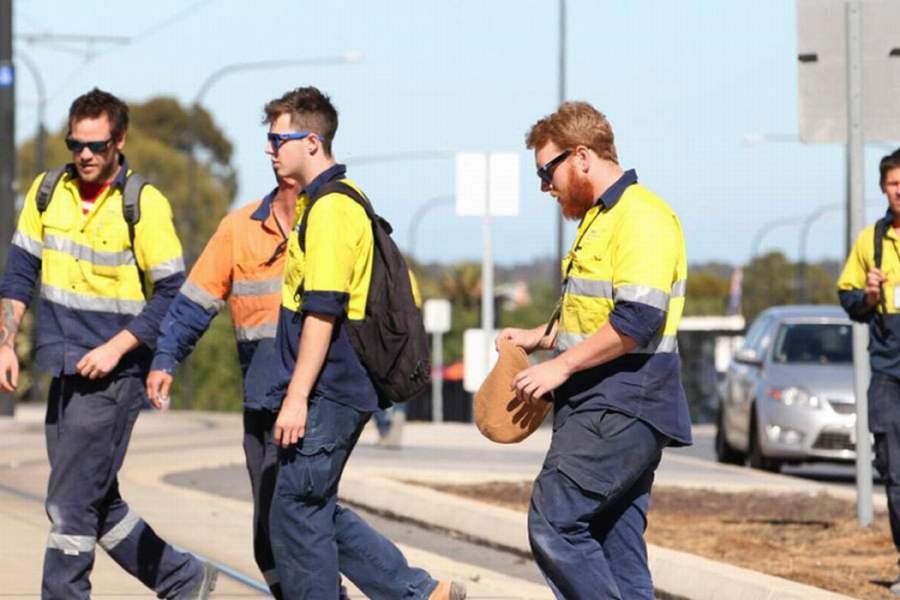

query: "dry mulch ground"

left=420, top=481, right=898, bottom=600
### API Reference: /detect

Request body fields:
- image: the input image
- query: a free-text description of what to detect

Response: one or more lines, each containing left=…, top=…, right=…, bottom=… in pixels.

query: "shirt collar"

left=302, top=163, right=347, bottom=199
left=109, top=154, right=129, bottom=190
left=251, top=187, right=277, bottom=221
left=597, top=168, right=637, bottom=210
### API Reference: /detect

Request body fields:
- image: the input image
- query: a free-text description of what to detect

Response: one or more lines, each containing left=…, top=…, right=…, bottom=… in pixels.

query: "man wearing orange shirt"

left=146, top=173, right=297, bottom=599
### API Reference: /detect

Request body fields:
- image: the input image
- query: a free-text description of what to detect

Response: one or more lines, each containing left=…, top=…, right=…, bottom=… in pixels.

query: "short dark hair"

left=880, top=148, right=900, bottom=190
left=263, top=87, right=338, bottom=155
left=68, top=88, right=129, bottom=141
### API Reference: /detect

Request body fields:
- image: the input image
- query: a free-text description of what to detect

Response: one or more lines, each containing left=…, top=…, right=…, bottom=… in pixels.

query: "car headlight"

left=766, top=386, right=823, bottom=410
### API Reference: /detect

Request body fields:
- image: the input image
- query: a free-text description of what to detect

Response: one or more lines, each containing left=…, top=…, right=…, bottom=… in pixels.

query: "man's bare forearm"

left=0, top=299, right=26, bottom=350
left=556, top=322, right=637, bottom=376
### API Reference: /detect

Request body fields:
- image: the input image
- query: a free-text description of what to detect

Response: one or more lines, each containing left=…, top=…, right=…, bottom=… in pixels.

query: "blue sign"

left=0, top=63, right=13, bottom=88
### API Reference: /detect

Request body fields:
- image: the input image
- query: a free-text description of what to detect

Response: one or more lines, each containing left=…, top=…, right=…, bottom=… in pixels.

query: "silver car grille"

left=812, top=431, right=854, bottom=451
left=827, top=400, right=856, bottom=415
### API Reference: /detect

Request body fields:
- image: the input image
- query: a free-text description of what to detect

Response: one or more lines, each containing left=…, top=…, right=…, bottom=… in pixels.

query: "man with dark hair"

left=262, top=86, right=465, bottom=600
left=0, top=88, right=215, bottom=599
left=838, top=147, right=900, bottom=596
left=498, top=101, right=691, bottom=599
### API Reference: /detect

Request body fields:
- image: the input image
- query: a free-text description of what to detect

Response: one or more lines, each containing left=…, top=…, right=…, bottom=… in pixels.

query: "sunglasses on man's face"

left=65, top=138, right=113, bottom=154
left=267, top=131, right=317, bottom=152
left=537, top=149, right=573, bottom=187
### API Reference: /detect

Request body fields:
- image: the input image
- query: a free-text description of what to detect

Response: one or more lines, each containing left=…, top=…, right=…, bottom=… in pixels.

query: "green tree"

left=742, top=252, right=798, bottom=323
left=684, top=271, right=730, bottom=316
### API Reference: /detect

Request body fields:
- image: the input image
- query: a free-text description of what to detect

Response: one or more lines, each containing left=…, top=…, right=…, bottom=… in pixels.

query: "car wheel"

left=715, top=408, right=745, bottom=465
left=748, top=406, right=783, bottom=473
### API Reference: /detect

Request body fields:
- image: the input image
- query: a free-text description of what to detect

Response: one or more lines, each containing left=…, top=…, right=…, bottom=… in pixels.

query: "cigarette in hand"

left=157, top=395, right=170, bottom=411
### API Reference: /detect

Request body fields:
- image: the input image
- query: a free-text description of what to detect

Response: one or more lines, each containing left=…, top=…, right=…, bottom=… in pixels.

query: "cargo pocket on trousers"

left=556, top=458, right=619, bottom=502
left=279, top=441, right=339, bottom=505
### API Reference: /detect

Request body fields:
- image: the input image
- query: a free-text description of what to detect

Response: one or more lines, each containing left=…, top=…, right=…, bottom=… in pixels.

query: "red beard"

left=559, top=166, right=596, bottom=220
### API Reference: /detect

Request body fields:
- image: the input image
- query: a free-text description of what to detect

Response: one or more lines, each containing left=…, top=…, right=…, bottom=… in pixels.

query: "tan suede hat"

left=474, top=338, right=552, bottom=444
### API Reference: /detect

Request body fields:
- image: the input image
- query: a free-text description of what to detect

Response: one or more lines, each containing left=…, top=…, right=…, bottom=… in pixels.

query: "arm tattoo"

left=0, top=300, right=21, bottom=349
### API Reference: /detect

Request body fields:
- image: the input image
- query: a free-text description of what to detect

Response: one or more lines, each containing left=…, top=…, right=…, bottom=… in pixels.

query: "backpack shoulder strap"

left=875, top=215, right=891, bottom=270
left=298, top=180, right=382, bottom=253
left=122, top=172, right=148, bottom=296
left=35, top=165, right=73, bottom=213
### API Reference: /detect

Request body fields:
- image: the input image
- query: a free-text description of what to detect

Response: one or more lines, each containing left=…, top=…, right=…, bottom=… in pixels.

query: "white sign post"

left=423, top=299, right=451, bottom=422
left=456, top=152, right=520, bottom=381
left=462, top=329, right=499, bottom=393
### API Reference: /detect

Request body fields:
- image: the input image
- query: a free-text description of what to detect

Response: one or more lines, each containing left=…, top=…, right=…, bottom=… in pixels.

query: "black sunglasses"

left=65, top=138, right=113, bottom=154
left=537, top=149, right=573, bottom=186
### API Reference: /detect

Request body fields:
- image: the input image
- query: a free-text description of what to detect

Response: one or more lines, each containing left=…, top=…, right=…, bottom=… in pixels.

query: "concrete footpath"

left=0, top=404, right=867, bottom=599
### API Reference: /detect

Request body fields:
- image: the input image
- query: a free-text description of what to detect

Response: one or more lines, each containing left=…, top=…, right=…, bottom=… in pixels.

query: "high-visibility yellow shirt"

left=267, top=164, right=379, bottom=413
left=0, top=157, right=185, bottom=374
left=555, top=169, right=691, bottom=446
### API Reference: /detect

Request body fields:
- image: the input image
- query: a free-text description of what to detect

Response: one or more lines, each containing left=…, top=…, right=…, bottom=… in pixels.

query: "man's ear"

left=115, top=133, right=127, bottom=151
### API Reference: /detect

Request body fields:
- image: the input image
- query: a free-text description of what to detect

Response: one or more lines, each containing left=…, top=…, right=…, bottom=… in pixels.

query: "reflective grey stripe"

left=566, top=277, right=613, bottom=298
left=233, top=277, right=282, bottom=297
left=632, top=334, right=679, bottom=354
left=12, top=231, right=42, bottom=258
left=614, top=285, right=669, bottom=310
left=149, top=256, right=185, bottom=282
left=672, top=279, right=687, bottom=297
left=44, top=234, right=134, bottom=267
left=41, top=284, right=145, bottom=315
left=98, top=510, right=141, bottom=551
left=180, top=281, right=225, bottom=313
left=235, top=322, right=277, bottom=342
left=47, top=532, right=96, bottom=554
left=263, top=569, right=280, bottom=586
left=556, top=331, right=587, bottom=351
left=556, top=331, right=678, bottom=354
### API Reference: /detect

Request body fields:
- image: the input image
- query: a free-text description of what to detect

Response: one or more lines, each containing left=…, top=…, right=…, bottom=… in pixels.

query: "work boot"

left=184, top=561, right=218, bottom=599
left=428, top=580, right=467, bottom=600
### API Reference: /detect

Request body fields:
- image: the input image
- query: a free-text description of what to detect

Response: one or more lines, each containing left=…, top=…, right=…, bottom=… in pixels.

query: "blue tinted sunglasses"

left=267, top=131, right=318, bottom=152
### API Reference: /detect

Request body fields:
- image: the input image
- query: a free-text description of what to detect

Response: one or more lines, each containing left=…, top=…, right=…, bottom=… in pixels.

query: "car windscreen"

left=772, top=323, right=852, bottom=364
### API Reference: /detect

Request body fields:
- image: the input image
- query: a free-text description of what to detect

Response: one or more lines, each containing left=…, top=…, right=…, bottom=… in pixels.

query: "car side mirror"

left=734, top=348, right=763, bottom=366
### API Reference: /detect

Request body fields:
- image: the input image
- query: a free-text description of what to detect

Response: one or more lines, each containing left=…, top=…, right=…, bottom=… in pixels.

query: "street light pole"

left=796, top=203, right=842, bottom=303
left=407, top=195, right=454, bottom=261
left=15, top=51, right=46, bottom=174
left=748, top=216, right=805, bottom=260
left=555, top=0, right=566, bottom=295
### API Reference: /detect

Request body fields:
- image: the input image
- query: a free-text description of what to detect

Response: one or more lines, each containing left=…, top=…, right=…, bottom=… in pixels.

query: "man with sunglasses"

left=0, top=88, right=215, bottom=599
left=261, top=86, right=465, bottom=600
left=146, top=170, right=301, bottom=599
left=496, top=101, right=691, bottom=599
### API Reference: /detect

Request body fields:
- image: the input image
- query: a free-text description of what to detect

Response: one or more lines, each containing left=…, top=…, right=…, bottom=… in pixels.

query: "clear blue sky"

left=11, top=0, right=898, bottom=266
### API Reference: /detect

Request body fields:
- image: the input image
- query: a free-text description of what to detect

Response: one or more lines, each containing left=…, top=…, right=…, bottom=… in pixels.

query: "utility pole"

left=846, top=1, right=873, bottom=528
left=555, top=0, right=566, bottom=294
left=0, top=0, right=15, bottom=416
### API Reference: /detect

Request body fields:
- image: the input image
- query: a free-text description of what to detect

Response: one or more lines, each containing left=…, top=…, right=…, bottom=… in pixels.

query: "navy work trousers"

left=243, top=408, right=282, bottom=598
left=269, top=396, right=437, bottom=599
left=42, top=373, right=201, bottom=600
left=528, top=406, right=668, bottom=600
left=869, top=372, right=900, bottom=551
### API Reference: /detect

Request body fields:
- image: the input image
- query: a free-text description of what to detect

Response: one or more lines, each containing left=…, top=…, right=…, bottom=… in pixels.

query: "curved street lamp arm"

left=407, top=195, right=454, bottom=261
left=345, top=150, right=456, bottom=166
left=193, top=54, right=362, bottom=106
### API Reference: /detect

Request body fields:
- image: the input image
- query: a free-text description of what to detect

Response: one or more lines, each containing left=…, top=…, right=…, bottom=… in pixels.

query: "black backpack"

left=36, top=164, right=148, bottom=294
left=298, top=180, right=430, bottom=406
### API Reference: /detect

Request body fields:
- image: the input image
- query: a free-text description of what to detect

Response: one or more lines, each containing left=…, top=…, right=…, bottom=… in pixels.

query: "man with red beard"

left=496, top=101, right=691, bottom=599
